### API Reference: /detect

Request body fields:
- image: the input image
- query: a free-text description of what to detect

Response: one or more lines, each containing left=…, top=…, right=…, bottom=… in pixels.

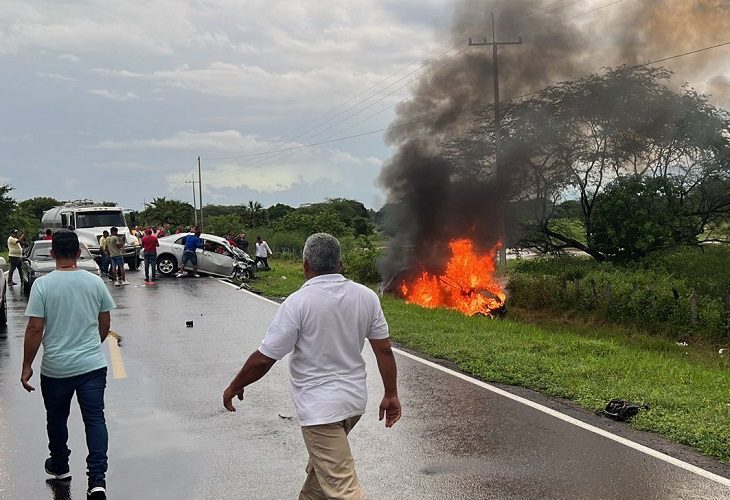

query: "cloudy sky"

left=1, top=0, right=727, bottom=211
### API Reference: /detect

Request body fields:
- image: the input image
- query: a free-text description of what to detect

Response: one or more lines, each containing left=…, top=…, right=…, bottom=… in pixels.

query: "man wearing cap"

left=21, top=230, right=115, bottom=500
left=7, top=229, right=25, bottom=286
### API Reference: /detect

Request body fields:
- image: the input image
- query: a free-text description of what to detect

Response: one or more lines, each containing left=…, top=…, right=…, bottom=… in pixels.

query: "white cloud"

left=0, top=134, right=33, bottom=143
left=36, top=71, right=75, bottom=82
left=88, top=89, right=139, bottom=101
left=58, top=53, right=79, bottom=62
left=97, top=130, right=269, bottom=152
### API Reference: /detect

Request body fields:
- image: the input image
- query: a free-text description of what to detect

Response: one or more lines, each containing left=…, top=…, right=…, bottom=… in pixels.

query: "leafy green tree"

left=454, top=65, right=730, bottom=260
left=138, top=197, right=194, bottom=227
left=590, top=176, right=696, bottom=260
left=204, top=215, right=242, bottom=237
left=266, top=203, right=295, bottom=223
left=0, top=185, right=18, bottom=248
left=17, top=196, right=61, bottom=220
left=274, top=210, right=348, bottom=236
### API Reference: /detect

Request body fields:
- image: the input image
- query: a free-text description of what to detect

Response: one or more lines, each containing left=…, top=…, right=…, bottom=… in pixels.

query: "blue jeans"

left=41, top=368, right=108, bottom=488
left=100, top=254, right=110, bottom=276
left=144, top=253, right=157, bottom=281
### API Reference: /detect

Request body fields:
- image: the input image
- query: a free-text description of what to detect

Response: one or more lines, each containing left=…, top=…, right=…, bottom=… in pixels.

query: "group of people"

left=19, top=230, right=400, bottom=500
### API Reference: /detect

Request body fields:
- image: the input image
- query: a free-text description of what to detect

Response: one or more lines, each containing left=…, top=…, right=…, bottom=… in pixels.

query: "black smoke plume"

left=377, top=0, right=729, bottom=284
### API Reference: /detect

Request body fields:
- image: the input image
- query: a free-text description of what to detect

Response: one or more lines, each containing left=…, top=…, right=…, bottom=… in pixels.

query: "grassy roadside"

left=247, top=258, right=730, bottom=463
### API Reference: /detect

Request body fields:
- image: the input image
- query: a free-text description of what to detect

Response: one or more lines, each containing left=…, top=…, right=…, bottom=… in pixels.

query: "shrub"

left=508, top=254, right=728, bottom=340
left=342, top=236, right=382, bottom=285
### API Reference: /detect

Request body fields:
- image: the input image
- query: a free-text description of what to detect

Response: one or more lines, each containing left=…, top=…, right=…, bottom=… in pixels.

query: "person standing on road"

left=254, top=236, right=272, bottom=270
left=7, top=228, right=26, bottom=286
left=20, top=229, right=115, bottom=500
left=156, top=223, right=170, bottom=238
left=98, top=230, right=111, bottom=280
left=176, top=228, right=203, bottom=277
left=223, top=232, right=401, bottom=499
left=106, top=227, right=128, bottom=287
left=42, top=229, right=54, bottom=240
left=141, top=229, right=159, bottom=282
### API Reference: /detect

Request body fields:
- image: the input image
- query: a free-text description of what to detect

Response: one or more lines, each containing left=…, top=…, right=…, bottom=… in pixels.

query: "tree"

left=138, top=197, right=194, bottom=227
left=17, top=196, right=61, bottom=220
left=0, top=185, right=18, bottom=248
left=274, top=211, right=348, bottom=236
left=266, top=203, right=295, bottom=223
left=246, top=200, right=267, bottom=227
left=204, top=215, right=242, bottom=237
left=590, top=176, right=695, bottom=260
left=456, top=65, right=730, bottom=260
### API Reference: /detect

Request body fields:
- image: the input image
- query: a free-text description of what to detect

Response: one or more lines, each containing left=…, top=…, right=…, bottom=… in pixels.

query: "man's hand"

left=21, top=366, right=35, bottom=392
left=379, top=395, right=401, bottom=427
left=223, top=385, right=244, bottom=412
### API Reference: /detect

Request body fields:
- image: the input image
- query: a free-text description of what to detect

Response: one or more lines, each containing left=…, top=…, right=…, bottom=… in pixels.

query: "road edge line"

left=219, top=279, right=730, bottom=487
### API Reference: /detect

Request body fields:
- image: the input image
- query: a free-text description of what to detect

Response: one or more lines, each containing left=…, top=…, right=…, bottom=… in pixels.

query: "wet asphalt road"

left=1, top=271, right=729, bottom=499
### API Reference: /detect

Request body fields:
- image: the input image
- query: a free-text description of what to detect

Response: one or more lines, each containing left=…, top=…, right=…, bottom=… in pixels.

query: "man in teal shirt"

left=21, top=230, right=115, bottom=500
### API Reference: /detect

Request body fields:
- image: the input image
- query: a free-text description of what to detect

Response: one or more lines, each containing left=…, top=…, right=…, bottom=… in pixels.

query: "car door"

left=199, top=240, right=234, bottom=276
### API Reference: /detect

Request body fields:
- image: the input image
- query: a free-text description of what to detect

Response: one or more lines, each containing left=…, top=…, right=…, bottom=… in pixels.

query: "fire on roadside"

left=400, top=238, right=506, bottom=317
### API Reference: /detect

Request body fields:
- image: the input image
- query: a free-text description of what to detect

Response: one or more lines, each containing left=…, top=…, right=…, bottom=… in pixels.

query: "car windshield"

left=75, top=211, right=126, bottom=229
left=31, top=243, right=94, bottom=261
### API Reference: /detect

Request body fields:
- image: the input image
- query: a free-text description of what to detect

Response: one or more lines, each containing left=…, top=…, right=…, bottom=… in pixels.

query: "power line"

left=202, top=39, right=730, bottom=184
left=201, top=1, right=605, bottom=171
left=190, top=2, right=722, bottom=187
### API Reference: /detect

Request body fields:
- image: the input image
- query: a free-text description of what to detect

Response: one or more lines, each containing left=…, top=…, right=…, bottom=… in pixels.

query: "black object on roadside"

left=600, top=399, right=650, bottom=421
left=186, top=321, right=194, bottom=328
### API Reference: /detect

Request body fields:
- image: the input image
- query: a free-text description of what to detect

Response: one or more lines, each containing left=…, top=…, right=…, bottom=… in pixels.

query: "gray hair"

left=303, top=233, right=341, bottom=273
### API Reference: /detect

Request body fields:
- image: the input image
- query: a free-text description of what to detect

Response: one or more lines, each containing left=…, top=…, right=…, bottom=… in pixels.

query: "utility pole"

left=197, top=156, right=203, bottom=230
left=468, top=13, right=522, bottom=266
left=185, top=178, right=198, bottom=226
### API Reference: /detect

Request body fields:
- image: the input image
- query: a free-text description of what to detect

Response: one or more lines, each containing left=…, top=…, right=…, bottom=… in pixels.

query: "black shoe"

left=44, top=458, right=71, bottom=481
left=87, top=486, right=106, bottom=499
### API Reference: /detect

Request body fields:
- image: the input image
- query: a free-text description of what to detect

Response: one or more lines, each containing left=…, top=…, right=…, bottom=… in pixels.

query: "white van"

left=42, top=201, right=140, bottom=270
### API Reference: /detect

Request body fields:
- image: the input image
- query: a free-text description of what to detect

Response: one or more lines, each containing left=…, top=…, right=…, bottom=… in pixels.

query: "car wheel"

left=0, top=292, right=6, bottom=325
left=157, top=255, right=178, bottom=276
left=233, top=267, right=252, bottom=281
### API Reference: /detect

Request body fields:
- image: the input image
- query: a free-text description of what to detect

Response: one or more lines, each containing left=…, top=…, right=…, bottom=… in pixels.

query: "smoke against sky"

left=377, top=0, right=730, bottom=280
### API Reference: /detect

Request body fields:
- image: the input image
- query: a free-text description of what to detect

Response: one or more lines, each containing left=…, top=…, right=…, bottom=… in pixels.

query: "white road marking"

left=218, top=279, right=730, bottom=487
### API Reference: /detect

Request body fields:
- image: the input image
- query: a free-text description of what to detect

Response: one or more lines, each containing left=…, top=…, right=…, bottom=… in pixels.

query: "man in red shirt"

left=42, top=229, right=53, bottom=240
left=140, top=229, right=159, bottom=282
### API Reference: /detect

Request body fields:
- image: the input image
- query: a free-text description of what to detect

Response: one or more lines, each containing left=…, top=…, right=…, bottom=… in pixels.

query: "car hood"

left=31, top=260, right=99, bottom=274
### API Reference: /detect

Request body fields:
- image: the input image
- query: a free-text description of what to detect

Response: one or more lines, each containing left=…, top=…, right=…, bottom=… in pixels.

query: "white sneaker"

left=193, top=273, right=201, bottom=278
left=121, top=281, right=130, bottom=286
left=114, top=281, right=121, bottom=287
left=175, top=272, right=184, bottom=278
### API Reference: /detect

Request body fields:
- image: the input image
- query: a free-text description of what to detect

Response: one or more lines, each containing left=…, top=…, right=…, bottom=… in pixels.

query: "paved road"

left=0, top=272, right=729, bottom=499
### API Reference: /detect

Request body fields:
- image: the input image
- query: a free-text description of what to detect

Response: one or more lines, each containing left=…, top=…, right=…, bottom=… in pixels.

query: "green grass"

left=250, top=266, right=730, bottom=463
left=248, top=258, right=305, bottom=298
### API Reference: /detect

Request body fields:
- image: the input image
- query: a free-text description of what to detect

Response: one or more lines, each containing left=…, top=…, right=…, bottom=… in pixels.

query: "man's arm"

left=369, top=337, right=401, bottom=427
left=21, top=317, right=45, bottom=392
left=98, top=311, right=111, bottom=342
left=223, top=350, right=277, bottom=412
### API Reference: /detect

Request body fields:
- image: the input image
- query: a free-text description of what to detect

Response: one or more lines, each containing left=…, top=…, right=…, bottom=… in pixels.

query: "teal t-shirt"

left=24, top=269, right=116, bottom=378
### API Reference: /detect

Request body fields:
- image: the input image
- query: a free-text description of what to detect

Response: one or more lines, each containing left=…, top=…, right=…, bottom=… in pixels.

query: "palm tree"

left=247, top=200, right=267, bottom=227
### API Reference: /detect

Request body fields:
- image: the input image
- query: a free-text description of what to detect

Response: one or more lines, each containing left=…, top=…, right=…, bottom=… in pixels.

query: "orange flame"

left=400, top=239, right=506, bottom=317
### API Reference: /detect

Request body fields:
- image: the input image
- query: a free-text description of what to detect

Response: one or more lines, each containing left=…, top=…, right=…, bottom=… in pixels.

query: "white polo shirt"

left=259, top=273, right=389, bottom=426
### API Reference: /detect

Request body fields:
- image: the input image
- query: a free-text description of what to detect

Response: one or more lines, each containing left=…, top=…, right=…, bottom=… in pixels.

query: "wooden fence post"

left=722, top=290, right=730, bottom=336
left=689, top=289, right=698, bottom=328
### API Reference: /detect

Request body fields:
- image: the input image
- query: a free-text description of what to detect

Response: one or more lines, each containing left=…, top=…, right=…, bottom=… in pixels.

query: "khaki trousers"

left=299, top=416, right=365, bottom=500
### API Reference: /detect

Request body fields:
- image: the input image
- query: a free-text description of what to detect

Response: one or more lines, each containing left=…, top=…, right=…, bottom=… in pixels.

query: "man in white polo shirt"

left=223, top=232, right=401, bottom=499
